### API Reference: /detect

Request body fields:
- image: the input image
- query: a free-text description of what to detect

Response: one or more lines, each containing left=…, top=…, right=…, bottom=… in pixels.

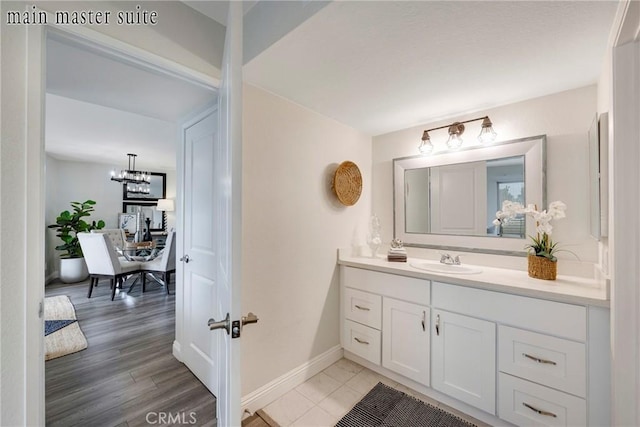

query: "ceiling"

left=46, top=1, right=619, bottom=169
left=182, top=0, right=258, bottom=25
left=45, top=34, right=216, bottom=169
left=243, top=1, right=619, bottom=136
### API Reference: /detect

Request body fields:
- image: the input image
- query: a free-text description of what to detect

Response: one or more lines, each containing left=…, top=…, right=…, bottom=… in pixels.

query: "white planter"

left=59, top=257, right=89, bottom=283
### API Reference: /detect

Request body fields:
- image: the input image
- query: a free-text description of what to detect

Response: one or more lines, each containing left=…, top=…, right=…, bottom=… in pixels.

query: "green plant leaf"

left=48, top=200, right=106, bottom=258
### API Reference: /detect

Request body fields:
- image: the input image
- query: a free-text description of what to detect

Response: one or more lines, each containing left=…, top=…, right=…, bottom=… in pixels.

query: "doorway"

left=42, top=27, right=218, bottom=425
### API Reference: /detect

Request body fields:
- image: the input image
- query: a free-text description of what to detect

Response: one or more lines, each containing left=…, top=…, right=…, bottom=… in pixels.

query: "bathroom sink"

left=410, top=262, right=482, bottom=275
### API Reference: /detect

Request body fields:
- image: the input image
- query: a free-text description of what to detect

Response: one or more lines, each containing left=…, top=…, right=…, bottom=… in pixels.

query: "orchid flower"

left=494, top=200, right=567, bottom=261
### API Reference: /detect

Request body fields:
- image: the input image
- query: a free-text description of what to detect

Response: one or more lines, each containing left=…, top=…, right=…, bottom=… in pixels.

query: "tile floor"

left=260, top=358, right=490, bottom=427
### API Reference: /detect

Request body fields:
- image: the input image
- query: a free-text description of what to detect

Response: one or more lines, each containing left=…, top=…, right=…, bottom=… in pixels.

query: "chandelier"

left=110, top=154, right=151, bottom=193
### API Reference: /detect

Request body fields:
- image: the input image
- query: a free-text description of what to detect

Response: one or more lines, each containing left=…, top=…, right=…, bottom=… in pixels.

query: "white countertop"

left=338, top=250, right=610, bottom=307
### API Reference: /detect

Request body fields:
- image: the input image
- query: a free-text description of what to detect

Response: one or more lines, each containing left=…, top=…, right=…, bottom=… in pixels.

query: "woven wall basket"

left=333, top=161, right=362, bottom=206
left=528, top=254, right=557, bottom=280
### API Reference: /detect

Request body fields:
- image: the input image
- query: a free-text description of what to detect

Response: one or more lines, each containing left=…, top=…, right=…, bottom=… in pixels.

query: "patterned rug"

left=336, top=383, right=477, bottom=427
left=44, top=295, right=87, bottom=360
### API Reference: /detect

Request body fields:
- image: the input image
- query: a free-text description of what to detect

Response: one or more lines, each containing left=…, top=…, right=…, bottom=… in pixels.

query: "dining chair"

left=140, top=231, right=176, bottom=294
left=91, top=228, right=128, bottom=256
left=78, top=232, right=142, bottom=300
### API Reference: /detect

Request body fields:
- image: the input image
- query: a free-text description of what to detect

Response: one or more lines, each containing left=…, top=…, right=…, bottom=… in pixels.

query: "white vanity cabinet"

left=341, top=266, right=430, bottom=386
left=432, top=281, right=597, bottom=426
left=382, top=298, right=429, bottom=386
left=339, top=263, right=610, bottom=427
left=431, top=309, right=496, bottom=414
left=342, top=287, right=382, bottom=364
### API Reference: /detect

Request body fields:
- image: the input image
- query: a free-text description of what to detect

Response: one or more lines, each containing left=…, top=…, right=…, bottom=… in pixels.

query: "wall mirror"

left=123, top=202, right=165, bottom=232
left=588, top=112, right=608, bottom=240
left=123, top=172, right=166, bottom=201
left=393, top=135, right=546, bottom=255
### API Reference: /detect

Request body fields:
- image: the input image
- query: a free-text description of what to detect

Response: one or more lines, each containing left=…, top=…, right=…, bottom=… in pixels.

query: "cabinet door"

left=382, top=298, right=429, bottom=386
left=431, top=309, right=496, bottom=414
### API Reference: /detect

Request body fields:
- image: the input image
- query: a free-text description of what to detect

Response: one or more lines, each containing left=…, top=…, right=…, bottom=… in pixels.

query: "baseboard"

left=45, top=271, right=59, bottom=285
left=241, top=345, right=343, bottom=413
left=172, top=340, right=183, bottom=362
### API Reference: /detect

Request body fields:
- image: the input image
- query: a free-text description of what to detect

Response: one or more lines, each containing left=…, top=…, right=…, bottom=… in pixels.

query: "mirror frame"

left=122, top=172, right=166, bottom=201
left=393, top=135, right=546, bottom=256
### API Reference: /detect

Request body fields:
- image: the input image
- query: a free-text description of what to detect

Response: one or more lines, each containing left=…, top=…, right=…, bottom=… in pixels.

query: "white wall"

left=373, top=85, right=599, bottom=265
left=241, top=84, right=372, bottom=395
left=45, top=155, right=176, bottom=281
left=34, top=0, right=225, bottom=78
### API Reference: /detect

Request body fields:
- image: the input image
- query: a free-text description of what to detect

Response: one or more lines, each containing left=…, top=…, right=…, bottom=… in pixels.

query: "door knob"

left=241, top=312, right=259, bottom=328
left=208, top=313, right=230, bottom=334
left=180, top=254, right=190, bottom=263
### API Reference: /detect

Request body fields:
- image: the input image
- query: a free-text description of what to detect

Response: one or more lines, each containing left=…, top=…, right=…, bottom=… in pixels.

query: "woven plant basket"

left=528, top=254, right=557, bottom=280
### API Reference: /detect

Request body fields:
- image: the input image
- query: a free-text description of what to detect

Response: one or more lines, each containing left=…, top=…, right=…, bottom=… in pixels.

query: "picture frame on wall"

left=122, top=172, right=167, bottom=201
left=123, top=202, right=165, bottom=232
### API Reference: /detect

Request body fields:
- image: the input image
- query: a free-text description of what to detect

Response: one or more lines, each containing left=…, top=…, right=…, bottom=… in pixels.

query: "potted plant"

left=48, top=200, right=105, bottom=283
left=493, top=200, right=568, bottom=280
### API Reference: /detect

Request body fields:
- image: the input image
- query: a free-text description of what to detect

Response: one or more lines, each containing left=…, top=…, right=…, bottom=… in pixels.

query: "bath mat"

left=44, top=295, right=87, bottom=360
left=336, top=382, right=477, bottom=427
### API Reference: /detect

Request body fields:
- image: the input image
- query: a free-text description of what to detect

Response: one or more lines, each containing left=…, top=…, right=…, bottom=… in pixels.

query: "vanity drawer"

left=343, top=319, right=381, bottom=365
left=342, top=266, right=429, bottom=306
left=498, top=373, right=586, bottom=427
left=499, top=325, right=586, bottom=397
left=343, top=287, right=382, bottom=329
left=432, top=282, right=586, bottom=340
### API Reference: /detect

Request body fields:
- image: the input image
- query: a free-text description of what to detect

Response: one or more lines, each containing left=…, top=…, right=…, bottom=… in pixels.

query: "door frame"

left=611, top=1, right=640, bottom=424
left=23, top=8, right=220, bottom=423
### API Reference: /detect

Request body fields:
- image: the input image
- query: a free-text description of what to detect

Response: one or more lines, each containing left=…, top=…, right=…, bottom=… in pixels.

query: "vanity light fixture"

left=110, top=153, right=151, bottom=193
left=419, top=115, right=497, bottom=154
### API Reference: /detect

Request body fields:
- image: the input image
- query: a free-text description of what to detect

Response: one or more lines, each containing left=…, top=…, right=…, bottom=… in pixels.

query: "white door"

left=382, top=298, right=430, bottom=386
left=179, top=4, right=244, bottom=426
left=431, top=309, right=496, bottom=414
left=181, top=107, right=220, bottom=385
left=430, top=161, right=487, bottom=235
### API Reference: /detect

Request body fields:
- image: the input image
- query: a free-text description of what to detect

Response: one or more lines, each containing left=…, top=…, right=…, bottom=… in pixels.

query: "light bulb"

left=418, top=139, right=434, bottom=155
left=419, top=130, right=433, bottom=155
left=478, top=117, right=497, bottom=144
left=478, top=126, right=497, bottom=144
left=446, top=133, right=463, bottom=150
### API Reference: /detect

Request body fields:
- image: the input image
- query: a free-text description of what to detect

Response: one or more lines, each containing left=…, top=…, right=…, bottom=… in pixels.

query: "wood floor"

left=45, top=275, right=217, bottom=427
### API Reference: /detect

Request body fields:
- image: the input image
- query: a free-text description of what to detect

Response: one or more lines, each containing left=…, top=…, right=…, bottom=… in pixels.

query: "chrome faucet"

left=440, top=253, right=461, bottom=265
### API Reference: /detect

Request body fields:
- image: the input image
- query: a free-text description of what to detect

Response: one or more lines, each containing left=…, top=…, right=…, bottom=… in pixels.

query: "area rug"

left=44, top=295, right=87, bottom=361
left=336, top=383, right=477, bottom=427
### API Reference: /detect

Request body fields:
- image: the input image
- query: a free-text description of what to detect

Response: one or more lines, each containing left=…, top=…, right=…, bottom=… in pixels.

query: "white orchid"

left=494, top=200, right=567, bottom=261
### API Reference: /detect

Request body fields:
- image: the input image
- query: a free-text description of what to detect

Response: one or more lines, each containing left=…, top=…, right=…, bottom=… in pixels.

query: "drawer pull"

left=354, top=337, right=370, bottom=345
left=522, top=402, right=557, bottom=418
left=421, top=311, right=426, bottom=332
left=435, top=314, right=440, bottom=336
left=354, top=305, right=370, bottom=311
left=523, top=353, right=557, bottom=365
